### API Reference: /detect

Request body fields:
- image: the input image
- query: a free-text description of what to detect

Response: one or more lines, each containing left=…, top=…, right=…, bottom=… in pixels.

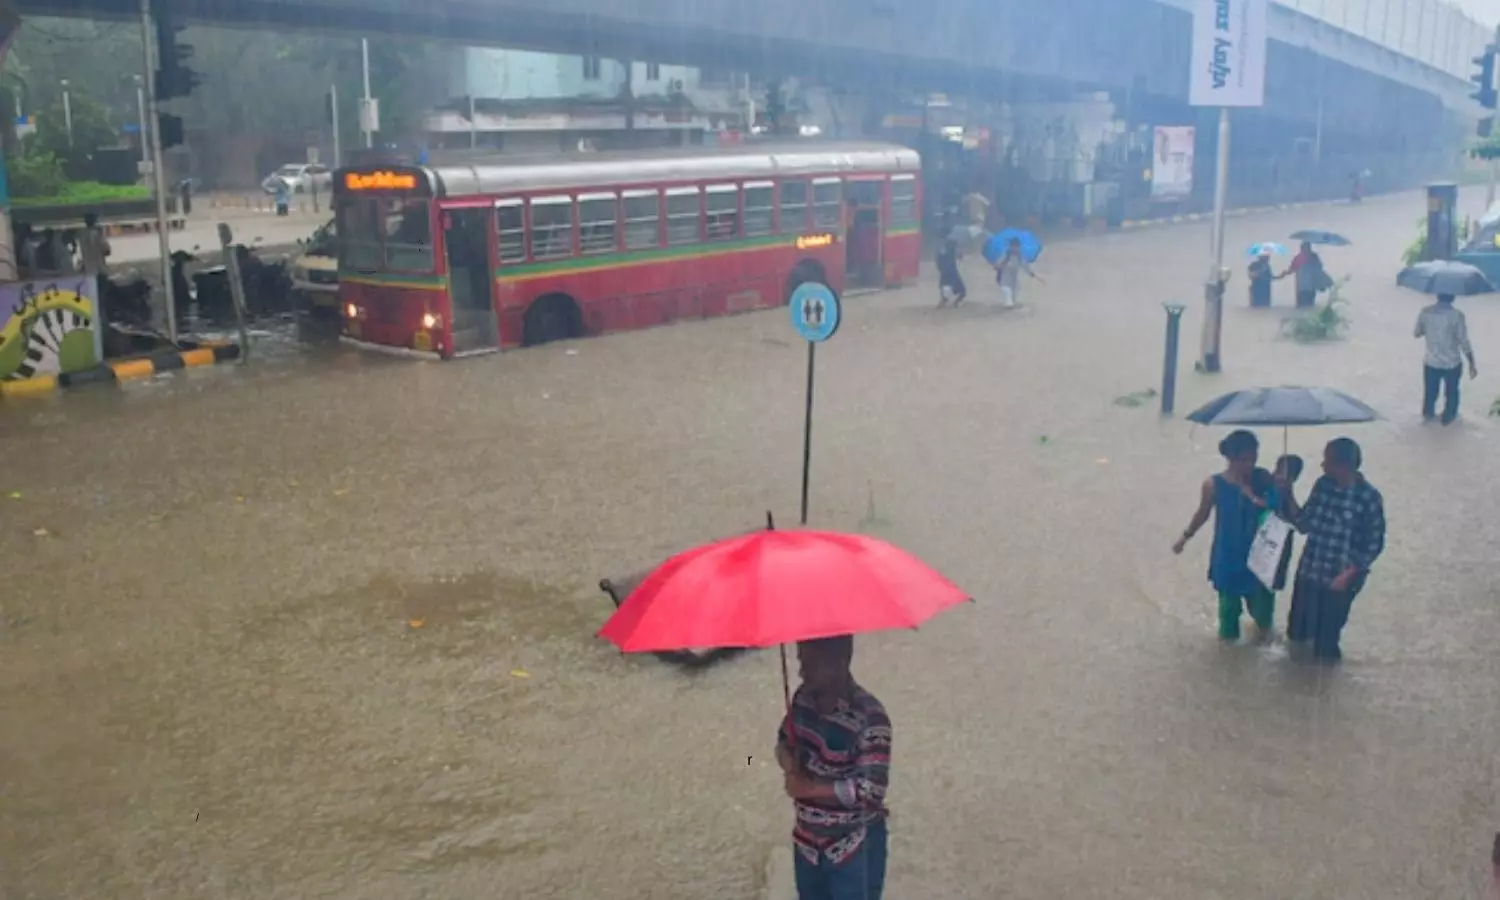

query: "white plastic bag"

left=1247, top=513, right=1292, bottom=590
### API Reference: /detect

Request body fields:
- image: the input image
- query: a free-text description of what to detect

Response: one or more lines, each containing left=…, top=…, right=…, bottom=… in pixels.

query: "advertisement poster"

left=0, top=277, right=101, bottom=381
left=1151, top=126, right=1196, bottom=202
left=1189, top=0, right=1268, bottom=107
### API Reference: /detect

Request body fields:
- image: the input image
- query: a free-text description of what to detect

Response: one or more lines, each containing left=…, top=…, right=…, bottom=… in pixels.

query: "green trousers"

left=1217, top=589, right=1275, bottom=640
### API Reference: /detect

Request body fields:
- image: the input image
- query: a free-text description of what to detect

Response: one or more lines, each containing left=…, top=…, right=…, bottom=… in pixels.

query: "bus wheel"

left=523, top=294, right=583, bottom=347
left=785, top=260, right=828, bottom=304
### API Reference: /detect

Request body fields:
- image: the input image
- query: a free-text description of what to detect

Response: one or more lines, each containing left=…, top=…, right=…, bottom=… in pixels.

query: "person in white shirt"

left=1413, top=293, right=1477, bottom=425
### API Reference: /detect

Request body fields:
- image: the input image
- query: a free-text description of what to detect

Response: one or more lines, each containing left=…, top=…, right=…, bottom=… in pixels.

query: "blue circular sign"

left=788, top=283, right=841, bottom=343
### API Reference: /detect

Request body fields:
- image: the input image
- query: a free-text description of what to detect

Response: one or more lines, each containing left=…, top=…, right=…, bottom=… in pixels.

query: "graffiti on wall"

left=0, top=278, right=100, bottom=381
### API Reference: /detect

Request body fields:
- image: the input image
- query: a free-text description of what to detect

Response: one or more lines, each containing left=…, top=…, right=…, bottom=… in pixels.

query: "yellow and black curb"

left=103, top=218, right=187, bottom=236
left=0, top=342, right=240, bottom=399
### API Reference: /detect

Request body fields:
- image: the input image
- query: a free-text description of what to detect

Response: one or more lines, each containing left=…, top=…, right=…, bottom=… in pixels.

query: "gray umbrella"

left=1396, top=260, right=1495, bottom=296
left=1187, top=385, right=1380, bottom=455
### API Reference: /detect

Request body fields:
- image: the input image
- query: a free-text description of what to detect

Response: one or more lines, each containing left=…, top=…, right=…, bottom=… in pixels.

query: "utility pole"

left=140, top=0, right=177, bottom=342
left=330, top=82, right=341, bottom=168
left=360, top=38, right=373, bottom=149
left=468, top=93, right=477, bottom=149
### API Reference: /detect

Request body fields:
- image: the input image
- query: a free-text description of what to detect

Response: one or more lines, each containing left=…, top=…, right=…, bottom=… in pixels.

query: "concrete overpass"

left=24, top=0, right=1492, bottom=120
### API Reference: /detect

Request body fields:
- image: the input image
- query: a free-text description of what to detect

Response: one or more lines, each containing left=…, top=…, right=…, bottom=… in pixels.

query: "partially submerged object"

left=598, top=570, right=745, bottom=670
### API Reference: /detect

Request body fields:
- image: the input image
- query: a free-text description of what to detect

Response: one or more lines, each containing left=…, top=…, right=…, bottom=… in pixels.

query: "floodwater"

left=2, top=189, right=1498, bottom=899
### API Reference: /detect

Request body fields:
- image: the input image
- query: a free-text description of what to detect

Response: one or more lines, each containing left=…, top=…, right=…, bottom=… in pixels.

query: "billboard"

left=1151, top=127, right=1196, bottom=202
left=1189, top=0, right=1269, bottom=107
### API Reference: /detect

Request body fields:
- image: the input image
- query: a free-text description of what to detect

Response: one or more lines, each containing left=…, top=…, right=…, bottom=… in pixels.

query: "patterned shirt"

left=777, top=684, right=891, bottom=866
left=1415, top=303, right=1472, bottom=370
left=1293, top=474, right=1386, bottom=587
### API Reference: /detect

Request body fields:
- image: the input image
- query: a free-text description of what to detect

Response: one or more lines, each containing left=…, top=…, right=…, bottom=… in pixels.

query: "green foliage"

left=11, top=180, right=148, bottom=206
left=7, top=151, right=66, bottom=198
left=1472, top=132, right=1500, bottom=162
left=1402, top=216, right=1472, bottom=266
left=27, top=92, right=121, bottom=179
left=1281, top=278, right=1352, bottom=343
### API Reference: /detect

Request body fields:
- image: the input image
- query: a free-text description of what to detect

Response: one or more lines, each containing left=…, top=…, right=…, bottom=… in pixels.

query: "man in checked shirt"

left=776, top=636, right=891, bottom=900
left=1281, top=438, right=1386, bottom=661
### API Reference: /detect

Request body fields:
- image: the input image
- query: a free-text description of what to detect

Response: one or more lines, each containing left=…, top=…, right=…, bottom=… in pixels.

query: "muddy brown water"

left=2, top=190, right=1498, bottom=899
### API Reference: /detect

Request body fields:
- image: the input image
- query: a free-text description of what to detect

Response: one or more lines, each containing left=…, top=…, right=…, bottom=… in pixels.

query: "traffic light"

left=153, top=12, right=200, bottom=101
left=158, top=113, right=184, bottom=150
left=1472, top=45, right=1497, bottom=110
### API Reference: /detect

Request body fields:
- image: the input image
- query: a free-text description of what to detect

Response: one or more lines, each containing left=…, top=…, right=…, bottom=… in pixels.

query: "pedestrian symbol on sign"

left=788, top=282, right=840, bottom=344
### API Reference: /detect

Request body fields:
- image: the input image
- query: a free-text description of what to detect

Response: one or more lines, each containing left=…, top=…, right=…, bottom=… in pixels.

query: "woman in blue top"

left=1173, top=430, right=1276, bottom=641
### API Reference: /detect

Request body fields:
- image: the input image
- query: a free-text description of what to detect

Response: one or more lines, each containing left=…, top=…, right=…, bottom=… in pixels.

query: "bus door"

left=844, top=177, right=885, bottom=289
left=442, top=205, right=498, bottom=354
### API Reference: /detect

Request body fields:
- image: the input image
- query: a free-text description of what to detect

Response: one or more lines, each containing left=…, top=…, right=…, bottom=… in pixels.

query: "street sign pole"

left=788, top=282, right=842, bottom=525
left=1188, top=0, right=1267, bottom=375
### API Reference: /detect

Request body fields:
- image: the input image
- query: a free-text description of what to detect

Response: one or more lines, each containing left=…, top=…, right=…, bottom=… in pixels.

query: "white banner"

left=1189, top=0, right=1269, bottom=107
left=1151, top=127, right=1196, bottom=201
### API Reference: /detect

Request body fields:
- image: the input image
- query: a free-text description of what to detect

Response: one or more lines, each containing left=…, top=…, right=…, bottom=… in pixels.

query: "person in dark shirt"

left=935, top=237, right=967, bottom=308
left=776, top=635, right=891, bottom=900
left=1282, top=438, right=1386, bottom=661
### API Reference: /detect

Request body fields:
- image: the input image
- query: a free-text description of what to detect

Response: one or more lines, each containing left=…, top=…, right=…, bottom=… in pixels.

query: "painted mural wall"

left=0, top=278, right=102, bottom=381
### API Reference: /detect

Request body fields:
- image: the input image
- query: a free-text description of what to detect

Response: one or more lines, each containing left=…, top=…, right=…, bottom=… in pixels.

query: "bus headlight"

left=345, top=302, right=359, bottom=319
left=421, top=313, right=440, bottom=330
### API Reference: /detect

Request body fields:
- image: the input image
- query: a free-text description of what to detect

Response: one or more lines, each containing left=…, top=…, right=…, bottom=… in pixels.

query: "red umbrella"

left=598, top=528, right=970, bottom=653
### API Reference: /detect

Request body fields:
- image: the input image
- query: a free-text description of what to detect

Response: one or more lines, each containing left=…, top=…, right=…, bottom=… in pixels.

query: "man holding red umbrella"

left=776, top=636, right=891, bottom=900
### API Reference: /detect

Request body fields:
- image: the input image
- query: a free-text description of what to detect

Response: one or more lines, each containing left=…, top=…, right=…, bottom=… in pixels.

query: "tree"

left=28, top=91, right=120, bottom=178
left=1473, top=130, right=1500, bottom=162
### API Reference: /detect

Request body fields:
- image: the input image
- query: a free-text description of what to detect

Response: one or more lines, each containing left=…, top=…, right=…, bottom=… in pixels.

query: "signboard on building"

left=1188, top=0, right=1269, bottom=107
left=1151, top=126, right=1196, bottom=201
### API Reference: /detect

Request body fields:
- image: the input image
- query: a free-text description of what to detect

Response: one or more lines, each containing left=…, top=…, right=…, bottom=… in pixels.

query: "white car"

left=261, top=163, right=333, bottom=195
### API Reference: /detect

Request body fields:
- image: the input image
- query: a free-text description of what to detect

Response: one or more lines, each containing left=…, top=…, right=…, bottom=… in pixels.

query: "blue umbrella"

left=983, top=228, right=1042, bottom=265
left=1289, top=230, right=1351, bottom=247
left=1247, top=242, right=1287, bottom=258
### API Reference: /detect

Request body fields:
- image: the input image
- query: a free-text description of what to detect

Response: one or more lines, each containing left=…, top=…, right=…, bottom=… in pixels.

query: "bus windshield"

left=337, top=197, right=435, bottom=273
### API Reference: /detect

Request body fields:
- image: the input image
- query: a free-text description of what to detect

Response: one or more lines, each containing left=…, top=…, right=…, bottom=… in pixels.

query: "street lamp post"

left=134, top=74, right=148, bottom=168
left=60, top=77, right=73, bottom=148
left=360, top=37, right=373, bottom=149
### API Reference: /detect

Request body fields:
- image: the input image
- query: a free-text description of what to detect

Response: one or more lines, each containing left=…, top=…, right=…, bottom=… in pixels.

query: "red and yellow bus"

left=332, top=142, right=921, bottom=358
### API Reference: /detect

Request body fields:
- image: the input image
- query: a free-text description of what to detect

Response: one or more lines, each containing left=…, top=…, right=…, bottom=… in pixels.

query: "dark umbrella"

left=1187, top=385, right=1379, bottom=454
left=1396, top=260, right=1496, bottom=296
left=1289, top=230, right=1352, bottom=247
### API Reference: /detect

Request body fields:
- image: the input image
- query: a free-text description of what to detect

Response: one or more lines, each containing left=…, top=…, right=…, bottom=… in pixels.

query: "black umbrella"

left=1396, top=260, right=1496, bottom=296
left=1187, top=385, right=1380, bottom=454
left=1289, top=230, right=1351, bottom=247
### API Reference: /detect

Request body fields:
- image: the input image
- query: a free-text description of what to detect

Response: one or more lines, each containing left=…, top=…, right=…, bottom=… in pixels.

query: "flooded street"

left=3, top=191, right=1498, bottom=899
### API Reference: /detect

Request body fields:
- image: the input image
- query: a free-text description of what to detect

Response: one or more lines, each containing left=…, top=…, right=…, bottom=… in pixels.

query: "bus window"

left=531, top=196, right=575, bottom=260
left=497, top=199, right=525, bottom=264
left=384, top=199, right=435, bottom=271
left=705, top=184, right=739, bottom=240
left=743, top=182, right=774, bottom=236
left=778, top=181, right=808, bottom=233
left=812, top=178, right=842, bottom=230
left=890, top=175, right=918, bottom=228
left=623, top=190, right=660, bottom=250
left=579, top=193, right=619, bottom=254
left=665, top=187, right=701, bottom=245
left=338, top=197, right=382, bottom=270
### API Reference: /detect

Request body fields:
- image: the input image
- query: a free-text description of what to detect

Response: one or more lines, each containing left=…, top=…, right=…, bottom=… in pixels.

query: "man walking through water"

left=776, top=636, right=891, bottom=900
left=1414, top=292, right=1477, bottom=425
left=1282, top=438, right=1386, bottom=662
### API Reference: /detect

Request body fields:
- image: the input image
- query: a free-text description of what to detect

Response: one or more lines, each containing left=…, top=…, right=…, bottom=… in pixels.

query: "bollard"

left=1161, top=302, right=1186, bottom=417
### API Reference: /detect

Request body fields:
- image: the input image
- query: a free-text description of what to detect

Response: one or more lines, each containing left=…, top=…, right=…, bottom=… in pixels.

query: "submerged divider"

left=0, top=342, right=241, bottom=399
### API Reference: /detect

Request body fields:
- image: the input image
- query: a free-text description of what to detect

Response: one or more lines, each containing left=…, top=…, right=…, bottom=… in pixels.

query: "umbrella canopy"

left=1187, top=386, right=1379, bottom=428
left=983, top=228, right=1042, bottom=264
left=1396, top=260, right=1496, bottom=296
left=1289, top=230, right=1351, bottom=247
left=1247, top=242, right=1288, bottom=258
left=598, top=529, right=970, bottom=653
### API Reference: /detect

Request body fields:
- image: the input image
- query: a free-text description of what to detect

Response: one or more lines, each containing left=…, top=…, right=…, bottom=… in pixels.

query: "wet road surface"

left=2, top=190, right=1498, bottom=899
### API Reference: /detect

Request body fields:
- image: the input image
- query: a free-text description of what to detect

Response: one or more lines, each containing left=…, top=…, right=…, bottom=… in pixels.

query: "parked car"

left=261, top=163, right=332, bottom=195
left=290, top=219, right=339, bottom=310
left=1455, top=200, right=1500, bottom=293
